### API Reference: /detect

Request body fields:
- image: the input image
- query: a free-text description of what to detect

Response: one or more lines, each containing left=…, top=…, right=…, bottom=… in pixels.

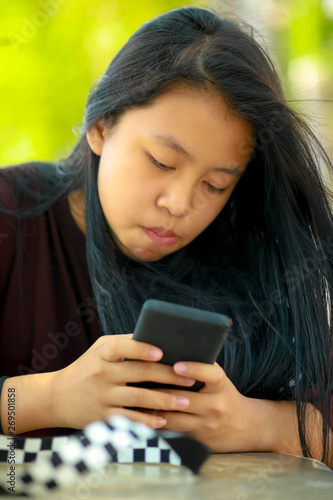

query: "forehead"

left=105, top=86, right=254, bottom=169
left=142, top=88, right=253, bottom=164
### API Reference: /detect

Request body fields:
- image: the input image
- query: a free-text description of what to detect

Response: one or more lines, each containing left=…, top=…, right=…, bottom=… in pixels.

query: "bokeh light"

left=0, top=0, right=332, bottom=166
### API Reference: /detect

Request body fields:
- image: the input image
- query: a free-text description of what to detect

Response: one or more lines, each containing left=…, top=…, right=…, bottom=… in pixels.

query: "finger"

left=105, top=408, right=167, bottom=430
left=173, top=362, right=227, bottom=392
left=107, top=386, right=191, bottom=413
left=110, top=360, right=196, bottom=387
left=99, top=335, right=163, bottom=363
left=146, top=410, right=199, bottom=432
left=152, top=388, right=211, bottom=416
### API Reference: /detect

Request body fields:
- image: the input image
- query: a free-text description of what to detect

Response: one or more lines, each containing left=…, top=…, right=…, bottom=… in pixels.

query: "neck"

left=68, top=189, right=87, bottom=234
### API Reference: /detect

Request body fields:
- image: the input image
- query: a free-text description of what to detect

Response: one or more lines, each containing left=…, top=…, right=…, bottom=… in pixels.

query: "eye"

left=146, top=151, right=226, bottom=194
left=204, top=182, right=226, bottom=194
left=147, top=153, right=173, bottom=171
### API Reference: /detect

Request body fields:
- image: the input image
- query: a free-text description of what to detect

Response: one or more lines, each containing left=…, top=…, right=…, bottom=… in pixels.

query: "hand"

left=49, top=334, right=196, bottom=430
left=146, top=361, right=264, bottom=453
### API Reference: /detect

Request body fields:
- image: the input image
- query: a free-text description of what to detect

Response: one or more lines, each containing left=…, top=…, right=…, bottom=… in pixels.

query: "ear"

left=86, top=119, right=110, bottom=156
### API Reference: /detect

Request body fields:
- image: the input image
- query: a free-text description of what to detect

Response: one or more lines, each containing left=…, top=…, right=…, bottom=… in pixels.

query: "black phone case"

left=129, top=299, right=232, bottom=392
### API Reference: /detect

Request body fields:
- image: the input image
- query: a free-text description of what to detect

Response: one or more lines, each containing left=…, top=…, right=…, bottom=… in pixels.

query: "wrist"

left=48, top=369, right=66, bottom=428
left=247, top=398, right=302, bottom=455
left=239, top=396, right=273, bottom=452
left=0, top=372, right=59, bottom=434
left=39, top=370, right=60, bottom=429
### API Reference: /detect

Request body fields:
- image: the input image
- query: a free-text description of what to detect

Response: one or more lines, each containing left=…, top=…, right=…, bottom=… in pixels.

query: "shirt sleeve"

left=0, top=173, right=18, bottom=297
left=0, top=376, right=10, bottom=434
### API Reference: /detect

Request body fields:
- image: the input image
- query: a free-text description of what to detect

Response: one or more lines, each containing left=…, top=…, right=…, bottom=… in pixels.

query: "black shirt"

left=0, top=164, right=102, bottom=436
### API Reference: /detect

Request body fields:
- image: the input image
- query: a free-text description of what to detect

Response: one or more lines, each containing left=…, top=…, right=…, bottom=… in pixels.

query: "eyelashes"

left=147, top=153, right=226, bottom=194
left=147, top=153, right=171, bottom=171
left=204, top=183, right=226, bottom=195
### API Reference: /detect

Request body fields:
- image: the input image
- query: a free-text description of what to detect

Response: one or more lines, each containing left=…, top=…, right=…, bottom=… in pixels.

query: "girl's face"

left=87, top=87, right=253, bottom=262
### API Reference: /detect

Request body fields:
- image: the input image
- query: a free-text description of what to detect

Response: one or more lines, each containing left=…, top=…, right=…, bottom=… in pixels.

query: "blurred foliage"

left=209, top=0, right=333, bottom=157
left=0, top=0, right=205, bottom=166
left=269, top=0, right=333, bottom=155
left=0, top=0, right=332, bottom=166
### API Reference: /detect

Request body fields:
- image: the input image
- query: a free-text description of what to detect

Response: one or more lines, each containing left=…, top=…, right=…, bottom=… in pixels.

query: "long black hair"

left=1, top=6, right=332, bottom=464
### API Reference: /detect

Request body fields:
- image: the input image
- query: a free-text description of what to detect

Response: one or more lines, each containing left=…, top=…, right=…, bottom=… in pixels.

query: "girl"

left=0, top=6, right=332, bottom=467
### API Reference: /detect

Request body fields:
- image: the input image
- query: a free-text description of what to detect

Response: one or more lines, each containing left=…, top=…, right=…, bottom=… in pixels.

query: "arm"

left=0, top=373, right=56, bottom=434
left=244, top=398, right=330, bottom=464
left=0, top=335, right=196, bottom=435
left=150, top=362, right=333, bottom=468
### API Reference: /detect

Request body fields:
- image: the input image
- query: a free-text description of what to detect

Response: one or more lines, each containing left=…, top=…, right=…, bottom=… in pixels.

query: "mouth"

left=147, top=226, right=177, bottom=237
left=142, top=226, right=179, bottom=247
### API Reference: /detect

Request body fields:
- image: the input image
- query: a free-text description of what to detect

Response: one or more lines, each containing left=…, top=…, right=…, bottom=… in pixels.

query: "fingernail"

left=150, top=347, right=162, bottom=359
left=156, top=417, right=167, bottom=427
left=177, top=397, right=189, bottom=408
left=175, top=363, right=187, bottom=373
left=184, top=377, right=195, bottom=385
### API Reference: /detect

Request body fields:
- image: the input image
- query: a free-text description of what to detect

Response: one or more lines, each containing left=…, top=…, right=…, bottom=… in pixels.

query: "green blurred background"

left=0, top=0, right=332, bottom=166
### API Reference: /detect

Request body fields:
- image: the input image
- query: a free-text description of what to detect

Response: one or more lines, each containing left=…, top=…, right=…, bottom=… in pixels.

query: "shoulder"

left=0, top=161, right=54, bottom=252
left=0, top=162, right=39, bottom=181
left=0, top=161, right=58, bottom=210
left=0, top=162, right=38, bottom=207
left=0, top=161, right=75, bottom=293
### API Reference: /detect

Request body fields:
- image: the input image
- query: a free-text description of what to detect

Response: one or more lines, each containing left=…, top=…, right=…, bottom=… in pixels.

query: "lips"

left=147, top=227, right=177, bottom=237
left=142, top=226, right=179, bottom=247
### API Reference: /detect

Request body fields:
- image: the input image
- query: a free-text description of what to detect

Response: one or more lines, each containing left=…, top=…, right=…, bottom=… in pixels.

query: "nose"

left=156, top=182, right=193, bottom=217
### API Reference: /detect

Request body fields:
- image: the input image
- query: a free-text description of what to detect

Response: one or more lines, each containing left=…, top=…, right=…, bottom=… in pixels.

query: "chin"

left=116, top=238, right=182, bottom=262
left=118, top=246, right=164, bottom=262
left=136, top=251, right=165, bottom=262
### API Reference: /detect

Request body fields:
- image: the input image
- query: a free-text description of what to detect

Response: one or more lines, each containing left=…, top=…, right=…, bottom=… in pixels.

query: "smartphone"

left=129, top=299, right=232, bottom=391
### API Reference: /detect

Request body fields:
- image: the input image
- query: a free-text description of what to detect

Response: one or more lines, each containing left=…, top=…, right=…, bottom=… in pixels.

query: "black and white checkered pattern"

left=0, top=415, right=211, bottom=496
left=0, top=434, right=68, bottom=464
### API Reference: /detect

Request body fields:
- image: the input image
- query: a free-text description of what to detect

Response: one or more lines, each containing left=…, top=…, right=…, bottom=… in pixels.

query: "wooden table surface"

left=1, top=452, right=333, bottom=499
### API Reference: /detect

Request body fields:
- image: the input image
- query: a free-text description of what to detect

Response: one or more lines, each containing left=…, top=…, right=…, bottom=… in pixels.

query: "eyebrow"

left=149, top=133, right=243, bottom=177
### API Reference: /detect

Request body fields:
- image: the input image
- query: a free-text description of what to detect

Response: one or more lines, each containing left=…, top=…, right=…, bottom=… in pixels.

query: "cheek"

left=97, top=160, right=125, bottom=225
left=197, top=211, right=220, bottom=235
left=193, top=195, right=228, bottom=229
left=97, top=160, right=156, bottom=225
left=186, top=191, right=233, bottom=241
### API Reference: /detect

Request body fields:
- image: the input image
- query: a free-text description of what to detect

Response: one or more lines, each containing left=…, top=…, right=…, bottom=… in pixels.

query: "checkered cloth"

left=0, top=415, right=211, bottom=496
